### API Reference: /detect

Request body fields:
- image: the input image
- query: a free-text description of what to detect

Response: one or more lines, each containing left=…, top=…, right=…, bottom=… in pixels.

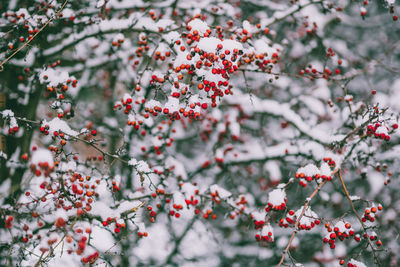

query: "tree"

left=0, top=0, right=399, bottom=266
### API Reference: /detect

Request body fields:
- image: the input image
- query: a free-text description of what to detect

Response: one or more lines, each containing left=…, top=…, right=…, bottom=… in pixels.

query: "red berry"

left=21, top=153, right=29, bottom=161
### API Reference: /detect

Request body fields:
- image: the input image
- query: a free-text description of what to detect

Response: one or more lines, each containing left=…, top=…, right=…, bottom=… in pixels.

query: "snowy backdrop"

left=0, top=0, right=399, bottom=266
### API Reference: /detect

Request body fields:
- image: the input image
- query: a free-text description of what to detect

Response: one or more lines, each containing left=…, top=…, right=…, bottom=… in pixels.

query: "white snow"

left=188, top=19, right=209, bottom=35
left=31, top=148, right=54, bottom=166
left=44, top=117, right=78, bottom=136
left=268, top=189, right=286, bottom=206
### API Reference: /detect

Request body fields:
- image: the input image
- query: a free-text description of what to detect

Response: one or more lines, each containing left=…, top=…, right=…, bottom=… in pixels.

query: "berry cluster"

left=137, top=231, right=148, bottom=238
left=4, top=216, right=13, bottom=229
left=8, top=125, right=19, bottom=134
left=39, top=124, right=50, bottom=135
left=295, top=162, right=333, bottom=187
left=322, top=157, right=336, bottom=168
left=1, top=110, right=19, bottom=135
left=255, top=223, right=274, bottom=242
left=169, top=203, right=183, bottom=218
left=81, top=251, right=99, bottom=264
left=323, top=221, right=355, bottom=249
left=265, top=189, right=286, bottom=212
left=361, top=204, right=382, bottom=223
left=29, top=149, right=55, bottom=177
left=280, top=206, right=320, bottom=230
left=228, top=195, right=248, bottom=220
left=102, top=217, right=126, bottom=234
left=147, top=206, right=157, bottom=223
left=366, top=123, right=391, bottom=141
left=251, top=211, right=265, bottom=230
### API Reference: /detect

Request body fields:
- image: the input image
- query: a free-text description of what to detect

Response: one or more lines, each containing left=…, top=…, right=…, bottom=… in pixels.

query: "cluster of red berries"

left=184, top=194, right=199, bottom=206
left=364, top=231, right=382, bottom=246
left=8, top=125, right=19, bottom=134
left=323, top=221, right=355, bottom=249
left=326, top=48, right=336, bottom=58
left=295, top=208, right=320, bottom=230
left=265, top=202, right=285, bottom=212
left=133, top=34, right=150, bottom=60
left=184, top=25, right=209, bottom=43
left=81, top=251, right=99, bottom=264
left=299, top=64, right=341, bottom=79
left=201, top=209, right=217, bottom=220
left=279, top=209, right=296, bottom=228
left=147, top=206, right=157, bottom=223
left=4, top=10, right=37, bottom=49
left=4, top=215, right=13, bottom=229
left=154, top=50, right=171, bottom=61
left=254, top=219, right=265, bottom=230
left=265, top=189, right=287, bottom=212
left=54, top=217, right=67, bottom=228
left=102, top=217, right=126, bottom=233
left=253, top=52, right=279, bottom=72
left=111, top=36, right=124, bottom=47
left=138, top=231, right=148, bottom=238
left=39, top=124, right=50, bottom=135
left=69, top=173, right=99, bottom=200
left=76, top=235, right=90, bottom=256
left=279, top=206, right=321, bottom=231
left=235, top=196, right=247, bottom=212
left=118, top=96, right=139, bottom=115
left=227, top=196, right=248, bottom=220
left=84, top=154, right=103, bottom=162
left=210, top=191, right=225, bottom=205
left=151, top=188, right=166, bottom=198
left=21, top=224, right=32, bottom=243
left=295, top=162, right=333, bottom=187
left=255, top=224, right=274, bottom=242
left=2, top=111, right=19, bottom=135
left=29, top=160, right=54, bottom=177
left=111, top=180, right=120, bottom=192
left=45, top=78, right=77, bottom=93
left=361, top=204, right=382, bottom=222
left=251, top=212, right=265, bottom=230
left=323, top=157, right=336, bottom=168
left=169, top=203, right=183, bottom=218
left=366, top=123, right=392, bottom=141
